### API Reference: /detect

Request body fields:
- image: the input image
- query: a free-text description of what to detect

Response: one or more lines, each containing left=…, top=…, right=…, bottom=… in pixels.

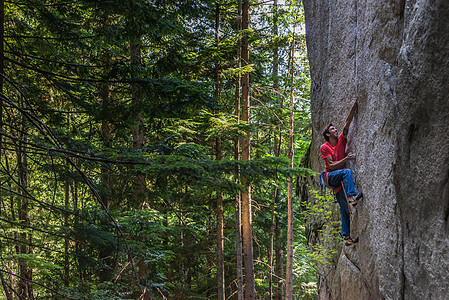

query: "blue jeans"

left=326, top=169, right=356, bottom=236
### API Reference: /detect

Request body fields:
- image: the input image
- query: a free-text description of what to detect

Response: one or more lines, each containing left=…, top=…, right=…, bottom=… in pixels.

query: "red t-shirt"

left=320, top=133, right=347, bottom=172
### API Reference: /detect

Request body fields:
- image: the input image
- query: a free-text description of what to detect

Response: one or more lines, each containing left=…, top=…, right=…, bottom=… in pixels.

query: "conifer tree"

left=0, top=0, right=315, bottom=298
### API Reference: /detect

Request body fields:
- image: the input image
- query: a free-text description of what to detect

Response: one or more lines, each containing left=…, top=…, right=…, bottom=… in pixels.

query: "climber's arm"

left=343, top=100, right=358, bottom=138
left=324, top=153, right=355, bottom=171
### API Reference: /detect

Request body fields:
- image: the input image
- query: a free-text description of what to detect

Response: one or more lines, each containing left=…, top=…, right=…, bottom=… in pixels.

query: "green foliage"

left=221, top=64, right=256, bottom=79
left=62, top=281, right=132, bottom=300
left=7, top=253, right=62, bottom=277
left=0, top=0, right=315, bottom=298
left=303, top=189, right=341, bottom=267
left=292, top=224, right=318, bottom=299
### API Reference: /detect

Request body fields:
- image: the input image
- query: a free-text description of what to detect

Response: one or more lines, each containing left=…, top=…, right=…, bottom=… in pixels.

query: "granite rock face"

left=302, top=0, right=449, bottom=299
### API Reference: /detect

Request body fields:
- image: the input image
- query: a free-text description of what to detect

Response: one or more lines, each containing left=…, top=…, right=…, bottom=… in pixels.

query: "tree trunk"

left=131, top=45, right=147, bottom=207
left=64, top=170, right=70, bottom=286
left=285, top=29, right=296, bottom=300
left=99, top=81, right=114, bottom=283
left=269, top=1, right=280, bottom=298
left=64, top=114, right=71, bottom=286
left=206, top=204, right=214, bottom=299
left=235, top=190, right=244, bottom=300
left=17, top=109, right=33, bottom=299
left=130, top=44, right=152, bottom=299
left=269, top=186, right=278, bottom=300
left=241, top=0, right=256, bottom=298
left=73, top=179, right=83, bottom=282
left=214, top=3, right=226, bottom=299
left=100, top=83, right=113, bottom=209
left=235, top=0, right=244, bottom=298
left=0, top=4, right=8, bottom=297
left=275, top=241, right=283, bottom=300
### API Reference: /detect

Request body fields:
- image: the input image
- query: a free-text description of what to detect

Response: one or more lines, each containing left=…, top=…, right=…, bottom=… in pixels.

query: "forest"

left=0, top=0, right=316, bottom=299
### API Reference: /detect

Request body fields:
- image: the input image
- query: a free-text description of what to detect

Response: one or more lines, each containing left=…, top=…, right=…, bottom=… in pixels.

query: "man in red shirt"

left=320, top=100, right=362, bottom=246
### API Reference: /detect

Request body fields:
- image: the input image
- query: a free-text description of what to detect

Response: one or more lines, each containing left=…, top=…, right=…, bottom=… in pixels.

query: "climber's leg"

left=335, top=189, right=350, bottom=236
left=336, top=189, right=359, bottom=246
left=327, top=169, right=356, bottom=196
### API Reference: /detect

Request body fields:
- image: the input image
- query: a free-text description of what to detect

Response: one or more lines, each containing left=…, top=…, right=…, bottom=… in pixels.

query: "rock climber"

left=320, top=100, right=363, bottom=246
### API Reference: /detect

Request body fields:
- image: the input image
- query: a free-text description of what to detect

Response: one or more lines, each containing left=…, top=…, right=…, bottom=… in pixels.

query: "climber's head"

left=322, top=123, right=338, bottom=142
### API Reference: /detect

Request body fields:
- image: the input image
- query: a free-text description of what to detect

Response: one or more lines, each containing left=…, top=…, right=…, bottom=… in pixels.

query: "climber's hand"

left=346, top=153, right=356, bottom=160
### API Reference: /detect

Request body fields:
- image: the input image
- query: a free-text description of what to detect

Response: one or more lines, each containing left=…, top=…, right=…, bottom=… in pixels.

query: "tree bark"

left=269, top=186, right=278, bottom=300
left=216, top=185, right=225, bottom=300
left=241, top=0, right=256, bottom=298
left=269, top=1, right=280, bottom=298
left=275, top=243, right=283, bottom=300
left=100, top=80, right=113, bottom=209
left=285, top=29, right=296, bottom=300
left=0, top=4, right=8, bottom=297
left=215, top=3, right=225, bottom=299
left=234, top=1, right=244, bottom=298
left=275, top=216, right=283, bottom=300
left=130, top=44, right=152, bottom=299
left=131, top=45, right=147, bottom=206
left=99, top=80, right=114, bottom=283
left=17, top=107, right=33, bottom=299
left=64, top=114, right=71, bottom=286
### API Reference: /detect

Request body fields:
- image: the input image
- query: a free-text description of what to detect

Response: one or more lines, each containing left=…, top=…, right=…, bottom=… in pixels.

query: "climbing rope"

left=352, top=0, right=359, bottom=188
left=348, top=1, right=360, bottom=243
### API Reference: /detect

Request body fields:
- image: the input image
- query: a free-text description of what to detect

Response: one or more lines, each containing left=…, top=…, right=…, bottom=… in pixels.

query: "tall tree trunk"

left=275, top=216, right=283, bottom=300
left=64, top=171, right=70, bottom=285
left=214, top=3, right=225, bottom=299
left=206, top=204, right=214, bottom=299
left=216, top=153, right=225, bottom=300
left=131, top=44, right=152, bottom=300
left=131, top=45, right=147, bottom=211
left=235, top=181, right=244, bottom=300
left=241, top=0, right=255, bottom=298
left=17, top=109, right=33, bottom=299
left=0, top=12, right=4, bottom=296
left=5, top=152, right=16, bottom=296
left=269, top=1, right=280, bottom=298
left=0, top=4, right=7, bottom=297
left=285, top=29, right=296, bottom=300
left=100, top=82, right=113, bottom=210
left=269, top=186, right=278, bottom=300
left=73, top=178, right=83, bottom=282
left=235, top=0, right=244, bottom=299
left=64, top=114, right=71, bottom=286
left=99, top=81, right=114, bottom=283
left=178, top=212, right=185, bottom=287
left=0, top=271, right=12, bottom=300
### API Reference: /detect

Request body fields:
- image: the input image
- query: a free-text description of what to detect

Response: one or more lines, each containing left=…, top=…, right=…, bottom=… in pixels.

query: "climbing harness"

left=319, top=171, right=341, bottom=196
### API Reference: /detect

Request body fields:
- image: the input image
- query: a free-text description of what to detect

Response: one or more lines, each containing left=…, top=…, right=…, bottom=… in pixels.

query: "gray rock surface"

left=301, top=0, right=449, bottom=299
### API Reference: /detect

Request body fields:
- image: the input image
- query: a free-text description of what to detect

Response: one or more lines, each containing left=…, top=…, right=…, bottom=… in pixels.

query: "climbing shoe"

left=344, top=236, right=359, bottom=246
left=350, top=192, right=363, bottom=207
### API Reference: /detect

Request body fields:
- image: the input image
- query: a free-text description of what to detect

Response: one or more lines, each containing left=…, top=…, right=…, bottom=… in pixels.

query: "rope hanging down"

left=351, top=0, right=359, bottom=190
